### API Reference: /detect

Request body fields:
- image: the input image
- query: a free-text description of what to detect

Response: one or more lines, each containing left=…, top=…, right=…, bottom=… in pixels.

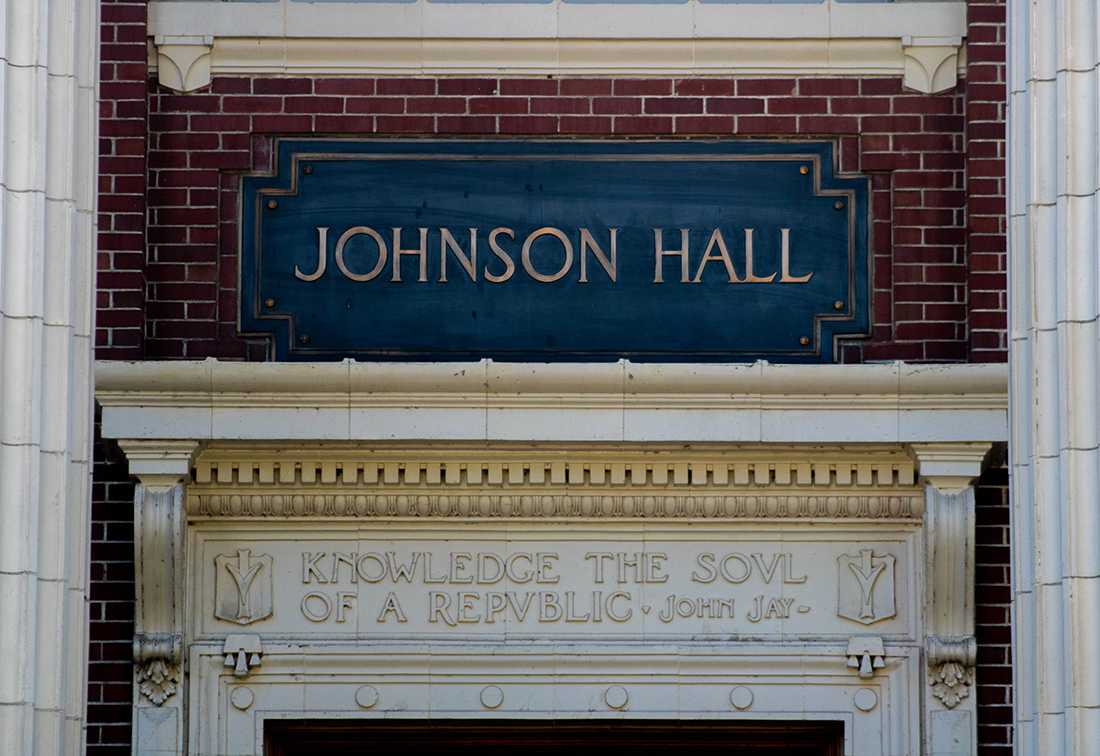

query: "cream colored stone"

left=901, top=37, right=961, bottom=94
left=154, top=35, right=212, bottom=93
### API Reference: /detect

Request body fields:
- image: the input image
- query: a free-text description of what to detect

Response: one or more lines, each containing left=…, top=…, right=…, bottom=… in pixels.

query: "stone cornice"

left=185, top=443, right=924, bottom=521
left=96, top=360, right=1007, bottom=445
left=147, top=1, right=967, bottom=92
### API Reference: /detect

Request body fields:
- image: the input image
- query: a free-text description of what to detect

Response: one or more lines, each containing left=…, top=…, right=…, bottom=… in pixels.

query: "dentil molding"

left=185, top=444, right=924, bottom=521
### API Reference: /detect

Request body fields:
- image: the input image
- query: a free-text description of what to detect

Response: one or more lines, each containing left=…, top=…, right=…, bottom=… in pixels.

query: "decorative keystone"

left=846, top=636, right=886, bottom=679
left=223, top=634, right=263, bottom=677
left=901, top=36, right=962, bottom=95
left=155, top=35, right=213, bottom=93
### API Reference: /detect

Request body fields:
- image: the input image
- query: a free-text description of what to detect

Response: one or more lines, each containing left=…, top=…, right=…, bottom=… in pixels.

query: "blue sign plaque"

left=241, top=140, right=869, bottom=362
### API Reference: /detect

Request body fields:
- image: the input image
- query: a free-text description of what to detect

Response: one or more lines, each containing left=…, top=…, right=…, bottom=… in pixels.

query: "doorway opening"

left=264, top=719, right=845, bottom=756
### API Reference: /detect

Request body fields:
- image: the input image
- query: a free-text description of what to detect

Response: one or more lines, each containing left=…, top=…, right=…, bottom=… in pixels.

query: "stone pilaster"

left=0, top=0, right=99, bottom=753
left=1008, top=1, right=1100, bottom=752
left=118, top=441, right=199, bottom=756
left=912, top=443, right=991, bottom=756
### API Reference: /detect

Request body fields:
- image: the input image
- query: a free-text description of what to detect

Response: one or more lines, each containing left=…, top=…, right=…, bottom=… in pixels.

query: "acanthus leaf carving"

left=133, top=633, right=182, bottom=705
left=927, top=635, right=976, bottom=709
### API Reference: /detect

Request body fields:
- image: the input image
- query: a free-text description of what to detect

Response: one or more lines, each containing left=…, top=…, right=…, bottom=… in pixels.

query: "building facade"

left=4, top=0, right=1030, bottom=753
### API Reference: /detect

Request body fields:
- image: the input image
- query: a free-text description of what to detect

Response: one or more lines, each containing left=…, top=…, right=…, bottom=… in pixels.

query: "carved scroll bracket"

left=119, top=440, right=200, bottom=707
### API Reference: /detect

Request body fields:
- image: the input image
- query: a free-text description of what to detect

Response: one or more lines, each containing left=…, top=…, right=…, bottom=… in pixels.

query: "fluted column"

left=1008, top=0, right=1100, bottom=753
left=0, top=0, right=99, bottom=753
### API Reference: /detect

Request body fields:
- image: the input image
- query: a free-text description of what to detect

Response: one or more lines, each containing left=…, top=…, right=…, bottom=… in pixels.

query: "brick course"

left=87, top=409, right=137, bottom=755
left=95, top=74, right=1000, bottom=361
left=965, top=0, right=1008, bottom=362
left=975, top=446, right=1013, bottom=754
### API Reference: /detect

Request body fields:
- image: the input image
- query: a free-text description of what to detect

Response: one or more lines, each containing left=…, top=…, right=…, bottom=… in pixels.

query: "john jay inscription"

left=206, top=540, right=903, bottom=637
left=241, top=140, right=869, bottom=362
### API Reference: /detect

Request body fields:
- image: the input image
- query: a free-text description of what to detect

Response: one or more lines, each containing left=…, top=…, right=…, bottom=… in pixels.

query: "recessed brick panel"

left=102, top=72, right=1011, bottom=363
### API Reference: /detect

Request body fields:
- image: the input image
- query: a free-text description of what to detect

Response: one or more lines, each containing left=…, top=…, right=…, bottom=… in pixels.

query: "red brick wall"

left=975, top=446, right=1013, bottom=754
left=87, top=411, right=137, bottom=755
left=966, top=0, right=1008, bottom=362
left=98, top=73, right=988, bottom=361
left=97, top=0, right=148, bottom=359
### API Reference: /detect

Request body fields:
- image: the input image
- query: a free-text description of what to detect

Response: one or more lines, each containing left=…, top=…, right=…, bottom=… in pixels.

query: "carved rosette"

left=926, top=635, right=976, bottom=709
left=134, top=633, right=183, bottom=705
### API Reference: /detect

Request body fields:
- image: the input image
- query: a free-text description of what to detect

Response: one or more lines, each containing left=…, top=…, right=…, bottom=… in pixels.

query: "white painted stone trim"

left=96, top=360, right=1008, bottom=445
left=147, top=0, right=966, bottom=89
left=189, top=642, right=920, bottom=755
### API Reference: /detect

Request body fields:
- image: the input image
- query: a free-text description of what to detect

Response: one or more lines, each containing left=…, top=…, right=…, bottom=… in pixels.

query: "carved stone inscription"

left=201, top=537, right=909, bottom=637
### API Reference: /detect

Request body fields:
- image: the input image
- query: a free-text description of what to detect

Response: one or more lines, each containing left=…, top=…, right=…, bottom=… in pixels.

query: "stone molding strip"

left=188, top=492, right=923, bottom=520
left=192, top=447, right=917, bottom=488
left=96, top=360, right=1008, bottom=445
left=148, top=1, right=966, bottom=91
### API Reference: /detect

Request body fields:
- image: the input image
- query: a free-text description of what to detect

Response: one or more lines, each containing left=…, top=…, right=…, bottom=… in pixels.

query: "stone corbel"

left=155, top=35, right=213, bottom=93
left=901, top=36, right=962, bottom=95
left=927, top=635, right=977, bottom=709
left=120, top=440, right=199, bottom=706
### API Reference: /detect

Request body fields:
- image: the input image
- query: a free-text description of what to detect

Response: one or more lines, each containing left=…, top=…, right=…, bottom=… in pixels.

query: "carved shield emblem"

left=837, top=549, right=896, bottom=625
left=214, top=549, right=274, bottom=625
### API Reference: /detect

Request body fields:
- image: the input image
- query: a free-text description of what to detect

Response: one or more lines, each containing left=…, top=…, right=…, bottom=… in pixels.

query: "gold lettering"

left=440, top=227, right=477, bottom=283
left=335, top=226, right=387, bottom=282
left=743, top=228, right=777, bottom=283
left=653, top=228, right=690, bottom=283
left=693, top=228, right=743, bottom=283
left=484, top=227, right=516, bottom=283
left=521, top=227, right=574, bottom=283
left=579, top=227, right=617, bottom=283
left=295, top=227, right=328, bottom=281
left=391, top=227, right=429, bottom=282
left=780, top=228, right=813, bottom=283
